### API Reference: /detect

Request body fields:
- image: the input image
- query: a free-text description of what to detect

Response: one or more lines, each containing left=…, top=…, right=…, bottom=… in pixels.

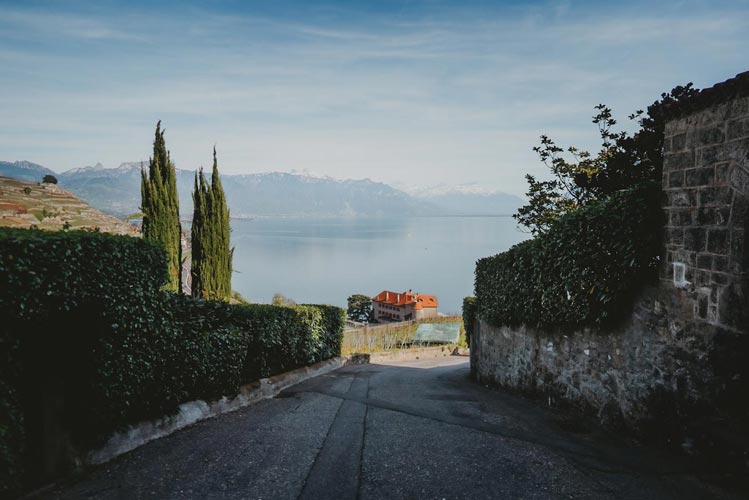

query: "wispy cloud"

left=0, top=0, right=747, bottom=195
left=0, top=7, right=148, bottom=41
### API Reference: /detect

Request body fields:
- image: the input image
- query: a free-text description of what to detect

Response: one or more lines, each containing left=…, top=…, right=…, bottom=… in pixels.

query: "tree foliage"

left=272, top=293, right=296, bottom=306
left=514, top=84, right=697, bottom=234
left=347, top=293, right=373, bottom=323
left=479, top=183, right=661, bottom=329
left=191, top=148, right=233, bottom=301
left=42, top=174, right=57, bottom=184
left=141, top=121, right=182, bottom=292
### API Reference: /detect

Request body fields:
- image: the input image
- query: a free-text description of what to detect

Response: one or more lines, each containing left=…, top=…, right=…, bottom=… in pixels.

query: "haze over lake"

left=232, top=215, right=528, bottom=314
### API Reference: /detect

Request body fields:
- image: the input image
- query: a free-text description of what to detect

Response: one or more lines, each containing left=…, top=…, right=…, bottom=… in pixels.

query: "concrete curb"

left=85, top=356, right=347, bottom=466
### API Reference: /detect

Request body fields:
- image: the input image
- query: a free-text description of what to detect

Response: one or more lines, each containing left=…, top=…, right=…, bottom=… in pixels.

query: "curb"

left=85, top=356, right=347, bottom=466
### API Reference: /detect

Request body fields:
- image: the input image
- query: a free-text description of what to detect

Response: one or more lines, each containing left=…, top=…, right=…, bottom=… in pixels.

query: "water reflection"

left=231, top=216, right=527, bottom=313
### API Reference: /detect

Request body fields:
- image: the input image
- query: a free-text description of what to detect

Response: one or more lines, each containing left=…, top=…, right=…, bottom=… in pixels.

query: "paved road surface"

left=34, top=356, right=739, bottom=500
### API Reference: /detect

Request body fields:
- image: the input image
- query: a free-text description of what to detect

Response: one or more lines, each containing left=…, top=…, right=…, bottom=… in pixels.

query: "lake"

left=231, top=216, right=529, bottom=314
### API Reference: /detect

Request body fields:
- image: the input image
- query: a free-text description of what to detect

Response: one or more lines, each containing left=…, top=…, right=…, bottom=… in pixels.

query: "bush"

left=462, top=297, right=476, bottom=348
left=0, top=228, right=344, bottom=498
left=304, top=304, right=346, bottom=360
left=475, top=183, right=661, bottom=330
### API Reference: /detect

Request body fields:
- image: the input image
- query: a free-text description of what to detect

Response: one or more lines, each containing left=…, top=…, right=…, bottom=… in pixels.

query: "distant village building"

left=372, top=290, right=438, bottom=322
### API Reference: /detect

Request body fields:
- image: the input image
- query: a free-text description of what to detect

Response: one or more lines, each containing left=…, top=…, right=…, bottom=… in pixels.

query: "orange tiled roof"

left=372, top=290, right=438, bottom=310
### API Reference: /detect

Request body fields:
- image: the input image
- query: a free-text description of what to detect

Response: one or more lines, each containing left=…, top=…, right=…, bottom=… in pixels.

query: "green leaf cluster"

left=476, top=183, right=661, bottom=330
left=515, top=85, right=696, bottom=235
left=0, top=228, right=343, bottom=497
left=191, top=148, right=232, bottom=301
left=461, top=297, right=477, bottom=348
left=346, top=294, right=373, bottom=323
left=141, top=121, right=182, bottom=292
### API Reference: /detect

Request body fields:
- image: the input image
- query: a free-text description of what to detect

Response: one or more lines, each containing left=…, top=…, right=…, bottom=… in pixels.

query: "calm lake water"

left=231, top=216, right=529, bottom=314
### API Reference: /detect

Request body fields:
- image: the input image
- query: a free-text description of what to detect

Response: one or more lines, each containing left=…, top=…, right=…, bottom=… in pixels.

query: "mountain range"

left=0, top=160, right=523, bottom=218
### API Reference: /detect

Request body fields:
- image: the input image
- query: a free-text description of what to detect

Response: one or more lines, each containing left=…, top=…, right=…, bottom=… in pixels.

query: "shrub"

left=0, top=228, right=344, bottom=497
left=304, top=304, right=346, bottom=360
left=462, top=297, right=477, bottom=348
left=475, top=183, right=661, bottom=330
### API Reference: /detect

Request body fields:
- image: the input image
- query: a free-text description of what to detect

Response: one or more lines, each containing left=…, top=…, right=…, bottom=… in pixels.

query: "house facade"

left=372, top=290, right=438, bottom=322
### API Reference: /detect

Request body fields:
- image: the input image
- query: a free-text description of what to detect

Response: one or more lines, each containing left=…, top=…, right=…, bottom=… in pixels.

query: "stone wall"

left=471, top=78, right=749, bottom=457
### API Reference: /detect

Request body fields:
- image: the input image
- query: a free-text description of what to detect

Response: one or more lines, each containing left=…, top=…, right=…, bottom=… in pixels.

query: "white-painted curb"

left=85, top=356, right=346, bottom=466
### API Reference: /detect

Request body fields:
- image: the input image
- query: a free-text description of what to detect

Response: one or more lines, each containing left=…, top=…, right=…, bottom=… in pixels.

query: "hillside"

left=0, top=161, right=57, bottom=183
left=1, top=161, right=523, bottom=218
left=0, top=176, right=136, bottom=235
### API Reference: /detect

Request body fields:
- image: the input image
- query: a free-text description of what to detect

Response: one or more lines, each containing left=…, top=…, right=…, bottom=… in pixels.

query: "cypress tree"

left=190, top=170, right=206, bottom=297
left=190, top=148, right=232, bottom=300
left=210, top=147, right=232, bottom=300
left=141, top=121, right=182, bottom=293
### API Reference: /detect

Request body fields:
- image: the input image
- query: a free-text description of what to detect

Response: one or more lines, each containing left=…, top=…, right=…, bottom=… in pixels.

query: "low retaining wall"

left=472, top=290, right=748, bottom=477
left=86, top=357, right=347, bottom=466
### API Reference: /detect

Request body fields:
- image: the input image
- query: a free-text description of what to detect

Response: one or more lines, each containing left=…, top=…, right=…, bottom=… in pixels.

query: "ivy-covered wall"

left=470, top=74, right=749, bottom=468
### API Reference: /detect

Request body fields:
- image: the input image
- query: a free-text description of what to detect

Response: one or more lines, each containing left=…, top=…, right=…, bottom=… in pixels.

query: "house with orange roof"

left=371, top=289, right=438, bottom=322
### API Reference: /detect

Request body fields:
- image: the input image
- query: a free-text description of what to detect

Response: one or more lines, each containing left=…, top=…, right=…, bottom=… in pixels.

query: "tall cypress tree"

left=141, top=121, right=182, bottom=293
left=210, top=147, right=232, bottom=300
left=191, top=168, right=210, bottom=298
left=190, top=148, right=232, bottom=300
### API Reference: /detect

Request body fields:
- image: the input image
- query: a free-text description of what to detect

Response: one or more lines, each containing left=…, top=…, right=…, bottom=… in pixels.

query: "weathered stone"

left=711, top=272, right=730, bottom=285
left=668, top=208, right=692, bottom=226
left=697, top=292, right=709, bottom=319
left=697, top=126, right=726, bottom=146
left=684, top=227, right=706, bottom=251
left=694, top=269, right=711, bottom=287
left=714, top=162, right=731, bottom=185
left=667, top=189, right=697, bottom=208
left=696, top=253, right=712, bottom=269
left=668, top=170, right=684, bottom=188
left=718, top=284, right=745, bottom=331
left=666, top=227, right=684, bottom=246
left=707, top=228, right=730, bottom=254
left=696, top=144, right=725, bottom=166
left=663, top=150, right=694, bottom=171
left=672, top=132, right=687, bottom=151
left=729, top=164, right=749, bottom=196
left=728, top=117, right=749, bottom=141
left=712, top=254, right=729, bottom=272
left=662, top=135, right=674, bottom=153
left=685, top=166, right=715, bottom=187
left=695, top=206, right=730, bottom=226
left=699, top=186, right=732, bottom=207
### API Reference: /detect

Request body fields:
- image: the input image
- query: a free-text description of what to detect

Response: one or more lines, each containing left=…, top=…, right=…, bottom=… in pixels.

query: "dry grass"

left=342, top=315, right=464, bottom=355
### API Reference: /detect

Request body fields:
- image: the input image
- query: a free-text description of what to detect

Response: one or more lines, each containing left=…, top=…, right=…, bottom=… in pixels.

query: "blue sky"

left=1, top=0, right=747, bottom=195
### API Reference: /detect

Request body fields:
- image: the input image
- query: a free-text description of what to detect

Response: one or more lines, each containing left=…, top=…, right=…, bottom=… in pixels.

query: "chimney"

left=386, top=292, right=389, bottom=301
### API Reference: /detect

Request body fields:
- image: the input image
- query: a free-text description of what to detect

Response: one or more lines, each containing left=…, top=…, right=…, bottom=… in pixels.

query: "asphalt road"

left=33, top=356, right=740, bottom=500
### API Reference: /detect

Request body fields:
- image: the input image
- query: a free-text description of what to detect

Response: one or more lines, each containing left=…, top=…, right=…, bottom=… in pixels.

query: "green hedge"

left=475, top=183, right=661, bottom=329
left=462, top=297, right=477, bottom=348
left=0, top=228, right=344, bottom=498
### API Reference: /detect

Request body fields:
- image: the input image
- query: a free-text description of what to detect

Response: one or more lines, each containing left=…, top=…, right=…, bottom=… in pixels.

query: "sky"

left=1, top=0, right=748, bottom=196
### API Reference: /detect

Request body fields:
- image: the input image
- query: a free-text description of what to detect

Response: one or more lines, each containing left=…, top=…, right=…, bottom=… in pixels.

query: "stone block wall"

left=662, top=95, right=749, bottom=332
left=471, top=79, right=749, bottom=459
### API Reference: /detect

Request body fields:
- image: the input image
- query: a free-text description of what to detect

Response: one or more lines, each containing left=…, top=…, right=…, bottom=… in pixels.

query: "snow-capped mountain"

left=1, top=161, right=523, bottom=218
left=0, top=160, right=57, bottom=182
